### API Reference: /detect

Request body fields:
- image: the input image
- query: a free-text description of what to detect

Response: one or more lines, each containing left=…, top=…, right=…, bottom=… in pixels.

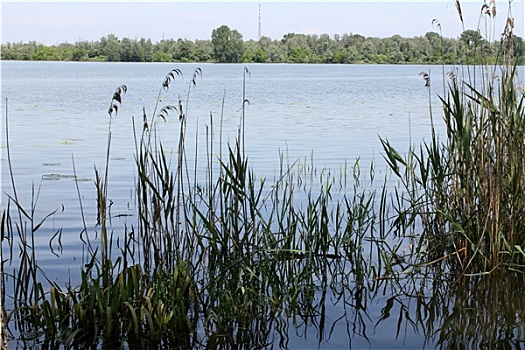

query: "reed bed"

left=1, top=2, right=524, bottom=347
left=2, top=65, right=393, bottom=349
left=381, top=0, right=525, bottom=273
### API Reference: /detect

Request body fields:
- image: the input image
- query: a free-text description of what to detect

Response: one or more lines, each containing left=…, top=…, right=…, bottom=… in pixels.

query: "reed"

left=1, top=3, right=523, bottom=346
left=1, top=65, right=386, bottom=348
left=382, top=0, right=525, bottom=272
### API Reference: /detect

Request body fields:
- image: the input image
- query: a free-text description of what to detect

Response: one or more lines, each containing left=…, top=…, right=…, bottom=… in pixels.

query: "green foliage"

left=383, top=63, right=525, bottom=272
left=30, top=46, right=60, bottom=61
left=2, top=3, right=525, bottom=347
left=3, top=29, right=523, bottom=64
left=211, top=25, right=244, bottom=63
left=460, top=29, right=484, bottom=48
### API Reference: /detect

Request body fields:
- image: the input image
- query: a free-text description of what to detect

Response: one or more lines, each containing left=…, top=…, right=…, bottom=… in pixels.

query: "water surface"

left=2, top=61, right=480, bottom=348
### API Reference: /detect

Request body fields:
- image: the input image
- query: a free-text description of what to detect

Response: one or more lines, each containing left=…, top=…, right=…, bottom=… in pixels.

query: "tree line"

left=2, top=25, right=524, bottom=65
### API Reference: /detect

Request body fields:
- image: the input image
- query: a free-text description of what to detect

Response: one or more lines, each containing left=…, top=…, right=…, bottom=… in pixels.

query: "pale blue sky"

left=2, top=1, right=523, bottom=44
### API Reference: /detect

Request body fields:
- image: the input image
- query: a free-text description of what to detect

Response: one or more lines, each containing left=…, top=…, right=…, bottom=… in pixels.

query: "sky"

left=1, top=1, right=524, bottom=45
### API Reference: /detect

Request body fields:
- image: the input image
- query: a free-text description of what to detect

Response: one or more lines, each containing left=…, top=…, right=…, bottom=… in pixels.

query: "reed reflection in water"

left=2, top=61, right=525, bottom=349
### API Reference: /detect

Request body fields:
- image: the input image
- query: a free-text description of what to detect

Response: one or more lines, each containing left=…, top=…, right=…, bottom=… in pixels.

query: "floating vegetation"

left=41, top=173, right=77, bottom=181
left=60, top=138, right=83, bottom=145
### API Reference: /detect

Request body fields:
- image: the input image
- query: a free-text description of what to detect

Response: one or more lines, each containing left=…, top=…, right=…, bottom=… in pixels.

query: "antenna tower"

left=258, top=2, right=262, bottom=40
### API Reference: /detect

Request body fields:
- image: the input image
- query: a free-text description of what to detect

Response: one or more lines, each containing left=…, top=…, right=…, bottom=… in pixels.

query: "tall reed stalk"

left=382, top=0, right=525, bottom=272
left=4, top=4, right=522, bottom=343
left=1, top=66, right=388, bottom=348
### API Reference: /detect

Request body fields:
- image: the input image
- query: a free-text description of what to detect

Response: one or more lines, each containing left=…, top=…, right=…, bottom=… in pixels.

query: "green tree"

left=139, top=38, right=154, bottom=62
left=194, top=40, right=213, bottom=61
left=361, top=41, right=378, bottom=63
left=240, top=40, right=257, bottom=62
left=264, top=38, right=287, bottom=62
left=173, top=38, right=195, bottom=61
left=211, top=25, right=244, bottom=63
left=119, top=38, right=144, bottom=62
left=460, top=29, right=484, bottom=49
left=31, top=45, right=59, bottom=61
left=100, top=34, right=121, bottom=61
left=459, top=30, right=486, bottom=63
left=154, top=39, right=176, bottom=61
left=282, top=33, right=312, bottom=63
left=253, top=48, right=268, bottom=63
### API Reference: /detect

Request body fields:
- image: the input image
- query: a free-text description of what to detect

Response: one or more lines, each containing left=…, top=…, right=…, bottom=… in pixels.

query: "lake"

left=3, top=61, right=523, bottom=349
left=1, top=62, right=439, bottom=209
left=1, top=61, right=439, bottom=259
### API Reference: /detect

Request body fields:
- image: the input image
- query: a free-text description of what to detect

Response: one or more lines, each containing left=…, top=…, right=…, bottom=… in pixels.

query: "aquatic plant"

left=1, top=63, right=389, bottom=348
left=1, top=2, right=524, bottom=348
left=382, top=0, right=525, bottom=272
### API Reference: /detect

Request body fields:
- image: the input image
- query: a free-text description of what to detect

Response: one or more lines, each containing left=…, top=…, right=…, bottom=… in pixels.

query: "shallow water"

left=2, top=61, right=524, bottom=348
left=1, top=61, right=439, bottom=269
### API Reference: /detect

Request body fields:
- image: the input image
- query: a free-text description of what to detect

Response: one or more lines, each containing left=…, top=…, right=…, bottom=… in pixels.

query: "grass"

left=1, top=1, right=525, bottom=347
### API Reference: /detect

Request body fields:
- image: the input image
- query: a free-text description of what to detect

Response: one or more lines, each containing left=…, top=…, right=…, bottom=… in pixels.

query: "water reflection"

left=4, top=230, right=525, bottom=348
left=429, top=271, right=525, bottom=349
left=3, top=62, right=525, bottom=349
left=226, top=264, right=525, bottom=349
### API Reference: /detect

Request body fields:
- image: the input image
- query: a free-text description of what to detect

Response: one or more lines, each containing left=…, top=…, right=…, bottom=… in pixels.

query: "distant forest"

left=2, top=25, right=524, bottom=65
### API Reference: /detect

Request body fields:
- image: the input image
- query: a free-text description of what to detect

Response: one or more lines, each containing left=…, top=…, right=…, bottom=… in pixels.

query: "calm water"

left=1, top=62, right=439, bottom=206
left=0, top=61, right=467, bottom=348
left=1, top=61, right=441, bottom=267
